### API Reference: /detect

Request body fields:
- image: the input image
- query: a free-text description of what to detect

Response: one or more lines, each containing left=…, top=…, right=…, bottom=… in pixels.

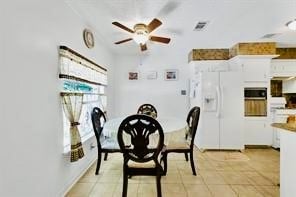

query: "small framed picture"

left=128, top=71, right=139, bottom=80
left=147, top=71, right=157, bottom=80
left=164, top=69, right=178, bottom=81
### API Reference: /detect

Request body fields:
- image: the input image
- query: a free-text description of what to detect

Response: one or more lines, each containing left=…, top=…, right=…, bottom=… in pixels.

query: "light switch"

left=181, top=90, right=186, bottom=95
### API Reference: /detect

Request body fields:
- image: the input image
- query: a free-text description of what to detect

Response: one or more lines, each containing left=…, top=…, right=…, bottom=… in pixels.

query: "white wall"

left=113, top=51, right=190, bottom=119
left=0, top=1, right=115, bottom=196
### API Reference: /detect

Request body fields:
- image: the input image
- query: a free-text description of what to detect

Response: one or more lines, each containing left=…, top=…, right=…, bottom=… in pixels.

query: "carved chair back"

left=137, top=104, right=158, bottom=118
left=117, top=114, right=164, bottom=164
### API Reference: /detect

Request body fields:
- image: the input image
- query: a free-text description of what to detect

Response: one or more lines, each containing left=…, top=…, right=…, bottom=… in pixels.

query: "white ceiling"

left=66, top=0, right=296, bottom=55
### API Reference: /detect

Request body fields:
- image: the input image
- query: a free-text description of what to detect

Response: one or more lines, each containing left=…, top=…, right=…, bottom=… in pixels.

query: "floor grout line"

left=66, top=149, right=280, bottom=197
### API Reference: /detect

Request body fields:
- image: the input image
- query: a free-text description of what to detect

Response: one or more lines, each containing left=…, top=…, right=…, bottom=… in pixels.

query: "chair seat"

left=101, top=137, right=120, bottom=149
left=128, top=160, right=156, bottom=168
left=162, top=106, right=200, bottom=176
left=166, top=140, right=190, bottom=150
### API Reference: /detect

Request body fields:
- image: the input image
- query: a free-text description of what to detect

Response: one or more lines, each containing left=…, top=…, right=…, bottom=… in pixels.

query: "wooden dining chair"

left=117, top=114, right=164, bottom=197
left=162, top=106, right=200, bottom=176
left=91, top=107, right=121, bottom=175
left=137, top=104, right=158, bottom=118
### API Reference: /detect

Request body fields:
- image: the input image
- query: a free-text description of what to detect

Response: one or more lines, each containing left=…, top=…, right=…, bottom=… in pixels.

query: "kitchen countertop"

left=275, top=108, right=296, bottom=111
left=271, top=123, right=296, bottom=132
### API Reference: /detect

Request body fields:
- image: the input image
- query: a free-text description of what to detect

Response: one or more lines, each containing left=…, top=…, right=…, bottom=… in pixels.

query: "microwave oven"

left=244, top=88, right=267, bottom=99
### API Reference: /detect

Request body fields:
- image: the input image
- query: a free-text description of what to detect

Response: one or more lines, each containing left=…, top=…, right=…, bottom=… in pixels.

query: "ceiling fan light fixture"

left=286, top=19, right=296, bottom=30
left=133, top=24, right=149, bottom=45
left=133, top=32, right=149, bottom=45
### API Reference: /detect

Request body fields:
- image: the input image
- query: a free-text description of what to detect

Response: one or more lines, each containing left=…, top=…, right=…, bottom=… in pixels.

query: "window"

left=59, top=46, right=107, bottom=151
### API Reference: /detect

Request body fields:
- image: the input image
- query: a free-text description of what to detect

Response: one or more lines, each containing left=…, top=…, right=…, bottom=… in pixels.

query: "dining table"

left=102, top=116, right=188, bottom=146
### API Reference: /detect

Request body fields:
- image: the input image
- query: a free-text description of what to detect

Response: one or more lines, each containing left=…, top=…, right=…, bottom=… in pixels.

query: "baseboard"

left=272, top=147, right=280, bottom=152
left=60, top=158, right=96, bottom=197
left=200, top=149, right=243, bottom=152
left=245, top=145, right=271, bottom=149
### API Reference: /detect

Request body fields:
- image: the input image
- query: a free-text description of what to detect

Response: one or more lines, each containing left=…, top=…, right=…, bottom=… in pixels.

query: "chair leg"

left=122, top=170, right=128, bottom=197
left=184, top=153, right=188, bottom=161
left=104, top=152, right=108, bottom=161
left=95, top=152, right=102, bottom=175
left=162, top=153, right=168, bottom=175
left=156, top=173, right=162, bottom=197
left=189, top=150, right=196, bottom=176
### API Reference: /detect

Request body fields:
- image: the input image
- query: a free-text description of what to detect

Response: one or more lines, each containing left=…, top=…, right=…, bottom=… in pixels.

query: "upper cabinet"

left=242, top=58, right=271, bottom=82
left=189, top=43, right=296, bottom=82
left=228, top=42, right=276, bottom=83
left=283, top=78, right=296, bottom=93
left=229, top=55, right=276, bottom=83
left=271, top=60, right=296, bottom=77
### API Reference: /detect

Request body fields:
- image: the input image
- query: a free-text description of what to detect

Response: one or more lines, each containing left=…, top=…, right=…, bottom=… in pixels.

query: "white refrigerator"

left=190, top=71, right=244, bottom=150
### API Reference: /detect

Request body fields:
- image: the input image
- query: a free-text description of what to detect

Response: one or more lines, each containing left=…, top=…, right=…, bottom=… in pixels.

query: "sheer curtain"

left=61, top=93, right=84, bottom=162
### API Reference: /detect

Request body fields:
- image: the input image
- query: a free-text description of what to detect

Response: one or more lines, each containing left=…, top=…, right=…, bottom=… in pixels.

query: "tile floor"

left=66, top=148, right=279, bottom=197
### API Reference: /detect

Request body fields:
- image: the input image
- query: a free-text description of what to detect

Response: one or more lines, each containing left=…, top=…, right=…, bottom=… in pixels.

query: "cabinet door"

left=283, top=79, right=296, bottom=93
left=242, top=58, right=271, bottom=82
left=270, top=63, right=284, bottom=74
left=282, top=61, right=296, bottom=73
left=271, top=60, right=296, bottom=77
left=272, top=128, right=280, bottom=148
left=244, top=119, right=272, bottom=145
left=270, top=63, right=277, bottom=74
left=243, top=61, right=268, bottom=82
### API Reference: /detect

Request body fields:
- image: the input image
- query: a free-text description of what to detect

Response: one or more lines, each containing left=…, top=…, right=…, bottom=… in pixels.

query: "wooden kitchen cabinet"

left=270, top=80, right=282, bottom=97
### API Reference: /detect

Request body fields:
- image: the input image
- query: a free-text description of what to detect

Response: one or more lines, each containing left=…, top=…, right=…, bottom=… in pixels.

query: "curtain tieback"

left=71, top=122, right=80, bottom=126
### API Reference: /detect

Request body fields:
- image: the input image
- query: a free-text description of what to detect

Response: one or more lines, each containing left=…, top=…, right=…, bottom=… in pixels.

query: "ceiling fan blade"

left=150, top=36, right=171, bottom=44
left=140, top=44, right=147, bottom=51
left=114, top=38, right=133, bottom=44
left=147, top=18, right=162, bottom=33
left=112, top=22, right=134, bottom=33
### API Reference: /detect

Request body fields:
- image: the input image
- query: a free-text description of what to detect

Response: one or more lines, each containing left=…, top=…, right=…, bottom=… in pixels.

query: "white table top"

left=102, top=117, right=187, bottom=138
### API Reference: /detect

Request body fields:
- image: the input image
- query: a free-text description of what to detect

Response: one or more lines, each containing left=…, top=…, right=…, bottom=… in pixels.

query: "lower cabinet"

left=280, top=129, right=296, bottom=196
left=244, top=118, right=273, bottom=145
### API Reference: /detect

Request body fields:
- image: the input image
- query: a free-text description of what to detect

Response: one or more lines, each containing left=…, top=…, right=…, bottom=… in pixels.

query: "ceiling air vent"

left=194, top=21, right=209, bottom=31
left=261, top=33, right=279, bottom=39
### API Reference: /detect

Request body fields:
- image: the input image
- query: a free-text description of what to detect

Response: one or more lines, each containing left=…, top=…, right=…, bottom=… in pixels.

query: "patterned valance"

left=59, top=46, right=107, bottom=86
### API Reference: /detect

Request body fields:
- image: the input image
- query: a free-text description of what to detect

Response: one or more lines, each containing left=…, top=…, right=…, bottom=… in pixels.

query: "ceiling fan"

left=112, top=18, right=171, bottom=51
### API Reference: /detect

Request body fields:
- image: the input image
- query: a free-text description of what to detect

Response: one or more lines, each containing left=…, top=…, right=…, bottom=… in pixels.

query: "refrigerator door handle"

left=220, top=85, right=224, bottom=116
left=216, top=86, right=221, bottom=118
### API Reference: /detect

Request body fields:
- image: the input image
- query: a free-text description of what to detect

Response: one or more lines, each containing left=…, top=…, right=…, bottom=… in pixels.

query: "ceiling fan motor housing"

left=133, top=23, right=149, bottom=44
left=134, top=23, right=148, bottom=33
